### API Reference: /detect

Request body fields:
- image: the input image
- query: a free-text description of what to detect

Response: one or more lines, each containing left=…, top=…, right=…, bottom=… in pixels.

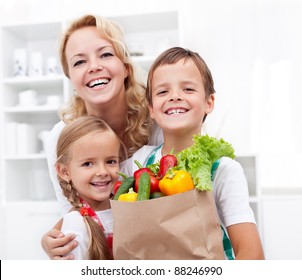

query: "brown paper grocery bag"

left=110, top=189, right=224, bottom=260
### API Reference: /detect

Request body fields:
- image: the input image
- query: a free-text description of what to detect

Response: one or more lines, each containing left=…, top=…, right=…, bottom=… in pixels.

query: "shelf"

left=4, top=105, right=60, bottom=114
left=4, top=159, right=55, bottom=201
left=2, top=21, right=62, bottom=41
left=4, top=153, right=46, bottom=160
left=132, top=55, right=156, bottom=71
left=5, top=200, right=59, bottom=207
left=132, top=55, right=156, bottom=63
left=112, top=11, right=178, bottom=33
left=235, top=155, right=258, bottom=197
left=3, top=75, right=64, bottom=87
left=261, top=187, right=302, bottom=198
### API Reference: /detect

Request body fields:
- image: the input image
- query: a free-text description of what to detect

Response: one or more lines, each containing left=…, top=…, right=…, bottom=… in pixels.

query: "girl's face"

left=65, top=26, right=128, bottom=115
left=149, top=58, right=214, bottom=136
left=60, top=131, right=120, bottom=211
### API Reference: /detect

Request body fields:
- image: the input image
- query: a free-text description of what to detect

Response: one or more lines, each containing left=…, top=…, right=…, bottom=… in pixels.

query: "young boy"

left=121, top=47, right=264, bottom=260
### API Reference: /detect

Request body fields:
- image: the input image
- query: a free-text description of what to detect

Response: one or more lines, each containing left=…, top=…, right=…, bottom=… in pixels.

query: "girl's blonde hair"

left=59, top=14, right=151, bottom=156
left=56, top=116, right=126, bottom=260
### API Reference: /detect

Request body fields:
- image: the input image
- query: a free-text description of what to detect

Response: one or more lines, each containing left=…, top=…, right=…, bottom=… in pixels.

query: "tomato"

left=134, top=174, right=160, bottom=194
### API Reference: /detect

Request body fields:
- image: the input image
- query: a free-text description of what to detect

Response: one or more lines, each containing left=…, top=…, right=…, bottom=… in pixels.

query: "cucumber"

left=137, top=172, right=151, bottom=201
left=113, top=176, right=135, bottom=200
left=150, top=191, right=165, bottom=199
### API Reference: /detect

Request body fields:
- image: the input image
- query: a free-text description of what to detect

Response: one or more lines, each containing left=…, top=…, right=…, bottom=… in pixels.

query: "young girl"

left=55, top=115, right=126, bottom=259
left=121, top=47, right=264, bottom=259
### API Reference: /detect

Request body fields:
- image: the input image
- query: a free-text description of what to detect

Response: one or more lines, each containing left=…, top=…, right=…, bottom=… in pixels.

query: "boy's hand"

left=41, top=229, right=78, bottom=260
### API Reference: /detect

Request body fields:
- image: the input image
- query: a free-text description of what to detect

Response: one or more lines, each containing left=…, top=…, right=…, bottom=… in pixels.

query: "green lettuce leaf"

left=176, top=135, right=235, bottom=191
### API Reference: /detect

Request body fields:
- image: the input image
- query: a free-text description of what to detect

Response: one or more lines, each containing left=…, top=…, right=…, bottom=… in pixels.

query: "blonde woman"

left=42, top=14, right=163, bottom=259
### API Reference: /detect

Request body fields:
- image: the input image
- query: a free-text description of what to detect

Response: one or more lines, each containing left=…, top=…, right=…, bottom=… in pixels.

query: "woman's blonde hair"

left=56, top=116, right=126, bottom=260
left=59, top=14, right=151, bottom=156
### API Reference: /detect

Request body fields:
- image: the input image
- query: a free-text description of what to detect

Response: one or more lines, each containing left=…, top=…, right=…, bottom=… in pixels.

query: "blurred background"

left=0, top=0, right=301, bottom=259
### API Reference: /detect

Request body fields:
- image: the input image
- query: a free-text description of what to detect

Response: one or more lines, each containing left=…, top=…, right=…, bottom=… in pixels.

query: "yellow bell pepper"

left=118, top=188, right=138, bottom=202
left=159, top=170, right=194, bottom=196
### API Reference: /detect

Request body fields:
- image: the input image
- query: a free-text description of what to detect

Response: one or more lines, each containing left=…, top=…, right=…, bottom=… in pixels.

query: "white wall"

left=179, top=0, right=302, bottom=191
left=261, top=196, right=302, bottom=259
left=0, top=0, right=179, bottom=23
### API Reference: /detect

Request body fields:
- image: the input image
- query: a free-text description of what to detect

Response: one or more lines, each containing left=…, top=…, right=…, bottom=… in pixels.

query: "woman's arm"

left=227, top=223, right=265, bottom=260
left=41, top=219, right=78, bottom=260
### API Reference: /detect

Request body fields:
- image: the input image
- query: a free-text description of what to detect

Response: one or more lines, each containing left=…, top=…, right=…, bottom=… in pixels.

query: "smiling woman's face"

left=65, top=26, right=128, bottom=114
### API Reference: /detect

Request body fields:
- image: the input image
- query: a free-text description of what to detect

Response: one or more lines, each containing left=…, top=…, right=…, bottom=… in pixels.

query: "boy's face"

left=149, top=58, right=214, bottom=136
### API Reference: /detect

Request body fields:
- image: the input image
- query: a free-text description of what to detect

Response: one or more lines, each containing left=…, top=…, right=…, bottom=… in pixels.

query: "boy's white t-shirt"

left=120, top=145, right=256, bottom=229
left=61, top=209, right=113, bottom=260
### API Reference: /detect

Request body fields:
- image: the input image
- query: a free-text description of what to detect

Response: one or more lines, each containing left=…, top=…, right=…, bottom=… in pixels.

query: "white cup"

left=46, top=95, right=61, bottom=106
left=18, top=89, right=38, bottom=106
left=14, top=48, right=27, bottom=77
left=30, top=161, right=55, bottom=200
left=16, top=123, right=37, bottom=155
left=46, top=56, right=59, bottom=75
left=128, top=40, right=144, bottom=56
left=38, top=130, right=51, bottom=153
left=29, top=52, right=43, bottom=76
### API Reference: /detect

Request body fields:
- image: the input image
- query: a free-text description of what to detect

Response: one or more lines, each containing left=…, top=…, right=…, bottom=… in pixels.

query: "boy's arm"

left=41, top=219, right=78, bottom=260
left=227, top=223, right=265, bottom=260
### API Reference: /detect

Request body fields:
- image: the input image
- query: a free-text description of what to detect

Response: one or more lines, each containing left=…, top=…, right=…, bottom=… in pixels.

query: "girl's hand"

left=41, top=228, right=78, bottom=260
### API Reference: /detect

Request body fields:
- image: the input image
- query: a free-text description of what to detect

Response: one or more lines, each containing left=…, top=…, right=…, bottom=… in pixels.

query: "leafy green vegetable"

left=147, top=162, right=159, bottom=176
left=176, top=135, right=235, bottom=191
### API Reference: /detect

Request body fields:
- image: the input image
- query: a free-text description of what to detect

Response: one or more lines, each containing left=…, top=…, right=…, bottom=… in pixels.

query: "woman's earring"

left=66, top=180, right=72, bottom=191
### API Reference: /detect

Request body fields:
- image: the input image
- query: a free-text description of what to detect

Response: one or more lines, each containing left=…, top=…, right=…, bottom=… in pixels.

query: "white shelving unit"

left=114, top=11, right=180, bottom=71
left=0, top=21, right=65, bottom=204
left=0, top=10, right=181, bottom=259
left=0, top=21, right=65, bottom=260
left=235, top=155, right=263, bottom=242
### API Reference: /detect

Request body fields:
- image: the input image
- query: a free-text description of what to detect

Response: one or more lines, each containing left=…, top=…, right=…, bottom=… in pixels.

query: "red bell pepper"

left=134, top=160, right=160, bottom=193
left=133, top=160, right=153, bottom=178
left=113, top=181, right=123, bottom=195
left=157, top=154, right=178, bottom=179
left=113, top=172, right=128, bottom=195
